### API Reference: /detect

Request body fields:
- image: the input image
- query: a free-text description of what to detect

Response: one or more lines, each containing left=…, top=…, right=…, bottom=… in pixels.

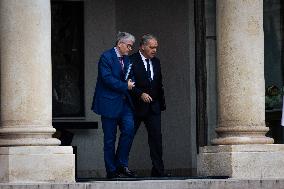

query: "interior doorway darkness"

left=194, top=0, right=208, bottom=150
left=264, top=0, right=284, bottom=143
left=51, top=1, right=85, bottom=118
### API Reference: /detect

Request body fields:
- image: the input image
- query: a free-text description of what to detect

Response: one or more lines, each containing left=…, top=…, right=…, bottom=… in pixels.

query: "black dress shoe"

left=117, top=167, right=137, bottom=177
left=106, top=171, right=123, bottom=179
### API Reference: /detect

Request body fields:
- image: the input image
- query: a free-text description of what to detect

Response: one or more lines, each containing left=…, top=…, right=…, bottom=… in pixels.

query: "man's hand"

left=127, top=79, right=135, bottom=90
left=141, top=93, right=152, bottom=103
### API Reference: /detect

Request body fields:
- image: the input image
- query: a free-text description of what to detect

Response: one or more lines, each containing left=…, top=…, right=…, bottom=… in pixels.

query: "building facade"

left=0, top=0, right=284, bottom=182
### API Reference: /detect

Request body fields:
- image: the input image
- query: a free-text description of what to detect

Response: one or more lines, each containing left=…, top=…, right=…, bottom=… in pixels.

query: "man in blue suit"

left=91, top=32, right=136, bottom=179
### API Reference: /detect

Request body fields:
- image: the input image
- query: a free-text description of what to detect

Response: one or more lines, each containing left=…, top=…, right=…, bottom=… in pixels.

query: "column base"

left=0, top=146, right=75, bottom=183
left=198, top=144, right=284, bottom=179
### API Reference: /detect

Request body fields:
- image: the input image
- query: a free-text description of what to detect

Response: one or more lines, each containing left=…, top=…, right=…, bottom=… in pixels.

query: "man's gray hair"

left=116, top=31, right=135, bottom=45
left=140, top=34, right=157, bottom=46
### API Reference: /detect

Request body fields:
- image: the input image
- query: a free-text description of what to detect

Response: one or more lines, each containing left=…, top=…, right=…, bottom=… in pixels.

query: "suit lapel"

left=151, top=59, right=157, bottom=81
left=110, top=48, right=125, bottom=76
left=136, top=53, right=148, bottom=79
left=110, top=48, right=120, bottom=67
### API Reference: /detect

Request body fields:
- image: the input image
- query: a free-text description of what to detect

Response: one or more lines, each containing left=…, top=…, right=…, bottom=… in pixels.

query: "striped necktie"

left=119, top=57, right=124, bottom=70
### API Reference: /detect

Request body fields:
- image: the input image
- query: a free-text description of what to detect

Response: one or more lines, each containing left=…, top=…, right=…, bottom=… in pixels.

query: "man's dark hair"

left=140, top=34, right=157, bottom=46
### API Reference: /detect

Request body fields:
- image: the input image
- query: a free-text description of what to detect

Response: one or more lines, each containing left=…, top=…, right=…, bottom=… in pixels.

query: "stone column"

left=212, top=0, right=272, bottom=145
left=198, top=0, right=284, bottom=179
left=0, top=0, right=75, bottom=182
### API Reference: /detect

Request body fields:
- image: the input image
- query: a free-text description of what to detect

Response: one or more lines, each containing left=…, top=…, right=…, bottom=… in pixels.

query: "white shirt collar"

left=139, top=51, right=149, bottom=62
left=114, top=47, right=122, bottom=58
left=139, top=51, right=154, bottom=79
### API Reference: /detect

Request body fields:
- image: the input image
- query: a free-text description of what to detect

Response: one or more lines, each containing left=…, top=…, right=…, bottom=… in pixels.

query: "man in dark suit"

left=91, top=32, right=136, bottom=179
left=129, top=34, right=167, bottom=177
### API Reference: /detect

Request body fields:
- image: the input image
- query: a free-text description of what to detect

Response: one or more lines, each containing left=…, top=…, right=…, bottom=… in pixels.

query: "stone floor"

left=0, top=178, right=284, bottom=189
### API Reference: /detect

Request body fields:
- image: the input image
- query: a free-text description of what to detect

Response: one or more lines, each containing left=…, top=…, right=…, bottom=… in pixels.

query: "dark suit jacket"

left=129, top=52, right=166, bottom=117
left=91, top=48, right=133, bottom=118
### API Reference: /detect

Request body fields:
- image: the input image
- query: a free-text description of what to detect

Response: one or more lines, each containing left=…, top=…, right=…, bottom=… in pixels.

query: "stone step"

left=0, top=179, right=284, bottom=189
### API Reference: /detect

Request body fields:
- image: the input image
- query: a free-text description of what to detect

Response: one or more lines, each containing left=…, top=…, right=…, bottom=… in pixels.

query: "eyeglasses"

left=122, top=42, right=133, bottom=50
left=126, top=44, right=133, bottom=50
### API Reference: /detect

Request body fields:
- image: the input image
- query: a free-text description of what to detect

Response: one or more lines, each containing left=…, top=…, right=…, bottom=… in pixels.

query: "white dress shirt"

left=139, top=51, right=154, bottom=80
left=114, top=47, right=122, bottom=58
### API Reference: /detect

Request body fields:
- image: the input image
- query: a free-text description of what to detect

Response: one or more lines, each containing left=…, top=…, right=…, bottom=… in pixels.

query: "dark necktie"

left=145, top=59, right=152, bottom=81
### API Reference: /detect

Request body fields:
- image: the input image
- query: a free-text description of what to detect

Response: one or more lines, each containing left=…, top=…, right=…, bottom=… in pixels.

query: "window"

left=51, top=1, right=85, bottom=118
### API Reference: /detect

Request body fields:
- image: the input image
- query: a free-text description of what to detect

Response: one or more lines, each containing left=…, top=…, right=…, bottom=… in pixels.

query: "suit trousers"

left=101, top=100, right=134, bottom=174
left=134, top=111, right=165, bottom=176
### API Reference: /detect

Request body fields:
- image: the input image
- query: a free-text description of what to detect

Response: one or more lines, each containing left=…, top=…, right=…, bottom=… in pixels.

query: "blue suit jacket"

left=91, top=48, right=133, bottom=118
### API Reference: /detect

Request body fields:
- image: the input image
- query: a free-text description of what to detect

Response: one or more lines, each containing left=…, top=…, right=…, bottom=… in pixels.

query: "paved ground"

left=0, top=178, right=284, bottom=189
